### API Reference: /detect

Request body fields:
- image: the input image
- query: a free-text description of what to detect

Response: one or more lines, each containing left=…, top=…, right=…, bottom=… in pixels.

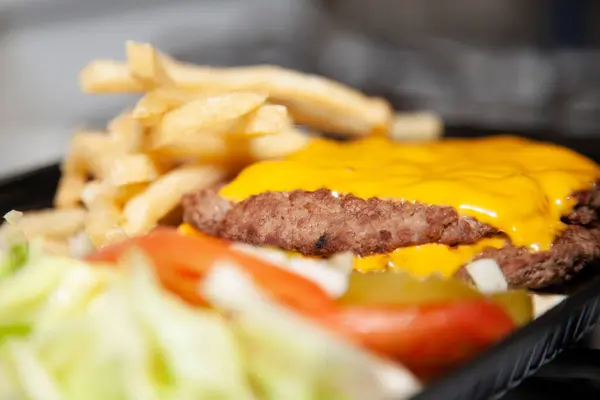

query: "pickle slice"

left=490, top=290, right=533, bottom=326
left=339, top=271, right=534, bottom=326
left=339, top=272, right=482, bottom=306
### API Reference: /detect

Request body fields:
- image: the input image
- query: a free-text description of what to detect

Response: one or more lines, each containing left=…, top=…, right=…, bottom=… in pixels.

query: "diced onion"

left=532, top=294, right=566, bottom=317
left=68, top=231, right=95, bottom=259
left=464, top=258, right=508, bottom=294
left=3, top=210, right=23, bottom=226
left=231, top=243, right=352, bottom=298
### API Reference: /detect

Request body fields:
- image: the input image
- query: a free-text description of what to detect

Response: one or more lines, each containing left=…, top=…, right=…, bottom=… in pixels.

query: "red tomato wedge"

left=86, top=228, right=337, bottom=317
left=87, top=228, right=517, bottom=379
left=329, top=299, right=516, bottom=379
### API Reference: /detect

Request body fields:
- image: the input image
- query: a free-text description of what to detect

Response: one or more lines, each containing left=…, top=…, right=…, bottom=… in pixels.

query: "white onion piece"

left=4, top=210, right=23, bottom=225
left=68, top=231, right=95, bottom=259
left=231, top=243, right=353, bottom=298
left=532, top=294, right=566, bottom=317
left=464, top=258, right=508, bottom=294
left=0, top=210, right=27, bottom=252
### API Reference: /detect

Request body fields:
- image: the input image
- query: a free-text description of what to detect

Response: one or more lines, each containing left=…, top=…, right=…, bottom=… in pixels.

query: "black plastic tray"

left=416, top=275, right=600, bottom=399
left=1, top=137, right=600, bottom=400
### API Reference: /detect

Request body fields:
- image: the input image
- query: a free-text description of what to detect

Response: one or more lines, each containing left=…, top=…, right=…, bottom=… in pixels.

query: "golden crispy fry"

left=81, top=180, right=148, bottom=209
left=150, top=127, right=309, bottom=162
left=70, top=131, right=115, bottom=179
left=171, top=63, right=393, bottom=137
left=126, top=41, right=174, bottom=88
left=42, top=238, right=71, bottom=256
left=0, top=208, right=86, bottom=241
left=54, top=130, right=95, bottom=208
left=54, top=175, right=86, bottom=209
left=84, top=200, right=125, bottom=247
left=79, top=42, right=393, bottom=137
left=108, top=111, right=145, bottom=152
left=131, top=88, right=190, bottom=127
left=148, top=133, right=238, bottom=160
left=79, top=60, right=147, bottom=93
left=121, top=165, right=228, bottom=236
left=389, top=112, right=444, bottom=142
left=54, top=149, right=85, bottom=209
left=112, top=183, right=149, bottom=205
left=152, top=91, right=268, bottom=147
left=228, top=104, right=290, bottom=137
left=80, top=181, right=110, bottom=209
left=248, top=128, right=311, bottom=159
left=104, top=154, right=161, bottom=187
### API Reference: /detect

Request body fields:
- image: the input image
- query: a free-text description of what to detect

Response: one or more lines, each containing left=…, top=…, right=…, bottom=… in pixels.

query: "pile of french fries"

left=0, top=41, right=443, bottom=254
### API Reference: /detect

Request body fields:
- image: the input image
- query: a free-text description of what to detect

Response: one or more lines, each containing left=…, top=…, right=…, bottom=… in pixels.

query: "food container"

left=2, top=134, right=600, bottom=400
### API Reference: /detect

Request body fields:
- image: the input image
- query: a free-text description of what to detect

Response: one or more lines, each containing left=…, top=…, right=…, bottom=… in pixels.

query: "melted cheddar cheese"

left=354, top=238, right=506, bottom=276
left=178, top=223, right=504, bottom=276
left=178, top=223, right=205, bottom=237
left=220, top=136, right=600, bottom=251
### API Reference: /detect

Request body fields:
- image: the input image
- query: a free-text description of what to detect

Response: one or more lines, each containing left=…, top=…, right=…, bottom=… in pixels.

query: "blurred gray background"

left=1, top=0, right=600, bottom=176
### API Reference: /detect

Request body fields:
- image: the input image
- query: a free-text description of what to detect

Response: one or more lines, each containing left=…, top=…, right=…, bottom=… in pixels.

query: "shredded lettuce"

left=2, top=339, right=65, bottom=400
left=0, top=243, right=29, bottom=280
left=0, top=242, right=419, bottom=400
left=0, top=248, right=256, bottom=400
left=123, top=250, right=254, bottom=400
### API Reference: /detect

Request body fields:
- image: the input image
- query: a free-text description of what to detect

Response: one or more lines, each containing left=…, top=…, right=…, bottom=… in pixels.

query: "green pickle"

left=339, top=271, right=533, bottom=325
left=490, top=290, right=533, bottom=326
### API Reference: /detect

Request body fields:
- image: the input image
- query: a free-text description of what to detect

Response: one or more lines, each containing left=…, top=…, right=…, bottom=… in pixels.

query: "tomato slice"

left=86, top=228, right=337, bottom=317
left=329, top=299, right=516, bottom=379
left=88, top=228, right=516, bottom=378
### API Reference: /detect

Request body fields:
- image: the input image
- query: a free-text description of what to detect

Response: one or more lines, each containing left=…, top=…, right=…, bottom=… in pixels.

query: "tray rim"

left=414, top=272, right=600, bottom=399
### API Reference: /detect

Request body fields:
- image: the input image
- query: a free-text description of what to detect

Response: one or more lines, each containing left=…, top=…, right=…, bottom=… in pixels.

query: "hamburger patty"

left=457, top=225, right=600, bottom=289
left=182, top=186, right=600, bottom=289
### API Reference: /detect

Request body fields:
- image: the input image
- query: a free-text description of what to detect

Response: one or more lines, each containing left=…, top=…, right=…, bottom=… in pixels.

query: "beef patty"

left=182, top=186, right=600, bottom=289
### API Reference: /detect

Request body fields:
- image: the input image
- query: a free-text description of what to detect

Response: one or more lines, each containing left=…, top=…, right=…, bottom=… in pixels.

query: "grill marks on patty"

left=182, top=185, right=600, bottom=289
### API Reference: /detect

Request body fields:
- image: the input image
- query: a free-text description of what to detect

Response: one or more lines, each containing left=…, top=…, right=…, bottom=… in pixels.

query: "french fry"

left=80, top=180, right=112, bottom=209
left=126, top=41, right=174, bottom=88
left=390, top=112, right=443, bottom=142
left=108, top=111, right=145, bottom=152
left=104, top=154, right=161, bottom=187
left=112, top=183, right=149, bottom=206
left=54, top=130, right=94, bottom=208
left=150, top=127, right=310, bottom=162
left=70, top=131, right=116, bottom=179
left=79, top=60, right=147, bottom=93
left=42, top=238, right=71, bottom=256
left=170, top=63, right=393, bottom=137
left=149, top=133, right=237, bottom=160
left=79, top=42, right=393, bottom=138
left=248, top=128, right=312, bottom=160
left=54, top=175, right=87, bottom=209
left=55, top=153, right=86, bottom=209
left=84, top=200, right=125, bottom=247
left=121, top=164, right=228, bottom=236
left=0, top=208, right=86, bottom=241
left=228, top=104, right=290, bottom=137
left=81, top=180, right=149, bottom=209
left=152, top=91, right=268, bottom=147
left=131, top=88, right=190, bottom=127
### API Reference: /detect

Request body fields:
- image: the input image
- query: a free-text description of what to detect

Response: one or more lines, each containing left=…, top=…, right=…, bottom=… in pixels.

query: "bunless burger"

left=181, top=135, right=600, bottom=290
